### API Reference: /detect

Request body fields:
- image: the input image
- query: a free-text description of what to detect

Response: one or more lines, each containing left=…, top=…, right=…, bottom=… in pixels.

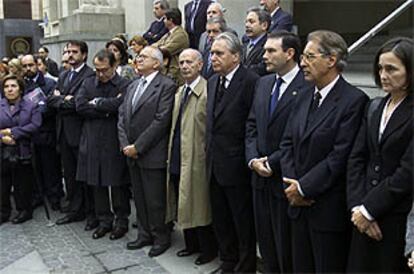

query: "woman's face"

left=378, top=51, right=408, bottom=94
left=8, top=64, right=18, bottom=74
left=3, top=79, right=21, bottom=102
left=130, top=41, right=144, bottom=54
left=0, top=69, right=6, bottom=79
left=108, top=44, right=122, bottom=62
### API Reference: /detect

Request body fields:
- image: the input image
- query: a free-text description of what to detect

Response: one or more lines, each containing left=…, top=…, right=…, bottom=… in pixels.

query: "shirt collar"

left=249, top=33, right=266, bottom=47
left=142, top=70, right=159, bottom=86
left=223, top=64, right=240, bottom=86
left=184, top=75, right=201, bottom=93
left=169, top=26, right=178, bottom=34
left=270, top=6, right=280, bottom=17
left=72, top=63, right=85, bottom=73
left=277, top=64, right=299, bottom=86
left=314, top=74, right=340, bottom=101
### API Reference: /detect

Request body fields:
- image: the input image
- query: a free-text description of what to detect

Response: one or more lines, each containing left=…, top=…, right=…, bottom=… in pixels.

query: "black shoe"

left=195, top=253, right=217, bottom=265
left=126, top=238, right=153, bottom=250
left=11, top=211, right=32, bottom=224
left=148, top=243, right=170, bottom=257
left=92, top=227, right=112, bottom=239
left=110, top=226, right=128, bottom=240
left=55, top=214, right=85, bottom=225
left=84, top=220, right=99, bottom=231
left=176, top=248, right=197, bottom=257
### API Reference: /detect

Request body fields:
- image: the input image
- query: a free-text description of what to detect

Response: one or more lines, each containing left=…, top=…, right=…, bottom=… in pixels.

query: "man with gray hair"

left=243, top=7, right=271, bottom=76
left=143, top=0, right=169, bottom=44
left=166, top=48, right=217, bottom=266
left=206, top=32, right=259, bottom=273
left=118, top=46, right=176, bottom=257
left=280, top=30, right=368, bottom=272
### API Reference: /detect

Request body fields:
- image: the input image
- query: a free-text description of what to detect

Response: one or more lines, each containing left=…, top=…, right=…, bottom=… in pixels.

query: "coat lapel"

left=0, top=99, right=13, bottom=119
left=380, top=94, right=413, bottom=144
left=126, top=79, right=140, bottom=118
left=214, top=67, right=243, bottom=119
left=370, top=97, right=386, bottom=148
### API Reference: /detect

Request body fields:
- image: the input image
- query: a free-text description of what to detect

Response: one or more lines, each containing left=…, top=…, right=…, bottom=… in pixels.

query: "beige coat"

left=153, top=26, right=189, bottom=86
left=166, top=77, right=211, bottom=229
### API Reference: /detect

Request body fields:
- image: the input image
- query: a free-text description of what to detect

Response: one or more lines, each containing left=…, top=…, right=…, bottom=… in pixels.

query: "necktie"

left=269, top=77, right=283, bottom=115
left=190, top=0, right=199, bottom=32
left=131, top=78, right=147, bottom=110
left=215, top=76, right=226, bottom=107
left=69, top=70, right=78, bottom=83
left=246, top=42, right=255, bottom=58
left=310, top=91, right=322, bottom=113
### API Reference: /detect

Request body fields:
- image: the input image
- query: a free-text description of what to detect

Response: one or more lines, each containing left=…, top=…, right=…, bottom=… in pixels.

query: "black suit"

left=118, top=73, right=175, bottom=245
left=280, top=76, right=368, bottom=272
left=269, top=8, right=293, bottom=33
left=143, top=19, right=169, bottom=45
left=245, top=69, right=307, bottom=272
left=185, top=0, right=211, bottom=49
left=206, top=66, right=258, bottom=272
left=201, top=49, right=214, bottom=80
left=47, top=64, right=95, bottom=219
left=347, top=95, right=413, bottom=272
left=46, top=58, right=59, bottom=77
left=242, top=34, right=268, bottom=76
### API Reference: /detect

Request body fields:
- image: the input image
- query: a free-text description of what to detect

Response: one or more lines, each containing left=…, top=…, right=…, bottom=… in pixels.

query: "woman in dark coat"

left=0, top=74, right=42, bottom=224
left=347, top=37, right=413, bottom=273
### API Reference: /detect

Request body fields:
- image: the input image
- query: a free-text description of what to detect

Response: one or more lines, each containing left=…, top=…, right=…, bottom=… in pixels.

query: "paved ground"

left=0, top=204, right=220, bottom=274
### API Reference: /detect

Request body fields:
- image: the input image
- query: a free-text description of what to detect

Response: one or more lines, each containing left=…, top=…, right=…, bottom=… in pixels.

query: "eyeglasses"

left=300, top=52, right=329, bottom=63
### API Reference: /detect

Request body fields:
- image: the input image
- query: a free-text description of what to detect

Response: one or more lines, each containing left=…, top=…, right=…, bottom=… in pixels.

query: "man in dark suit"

left=279, top=30, right=369, bottom=273
left=243, top=7, right=271, bottom=76
left=185, top=0, right=212, bottom=49
left=207, top=32, right=258, bottom=273
left=38, top=46, right=60, bottom=77
left=245, top=31, right=307, bottom=273
left=76, top=49, right=131, bottom=241
left=201, top=17, right=227, bottom=79
left=47, top=40, right=97, bottom=229
left=21, top=54, right=63, bottom=211
left=118, top=46, right=175, bottom=257
left=260, top=0, right=293, bottom=33
left=143, top=0, right=169, bottom=45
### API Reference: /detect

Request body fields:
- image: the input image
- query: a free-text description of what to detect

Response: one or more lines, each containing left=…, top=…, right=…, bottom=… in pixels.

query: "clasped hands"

left=351, top=209, right=383, bottom=241
left=283, top=177, right=315, bottom=207
left=0, top=128, right=16, bottom=145
left=53, top=89, right=73, bottom=101
left=251, top=157, right=272, bottom=177
left=122, top=145, right=138, bottom=159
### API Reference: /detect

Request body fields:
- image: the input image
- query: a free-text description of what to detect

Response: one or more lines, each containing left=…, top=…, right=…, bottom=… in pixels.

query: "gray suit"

left=406, top=203, right=414, bottom=256
left=118, top=72, right=176, bottom=245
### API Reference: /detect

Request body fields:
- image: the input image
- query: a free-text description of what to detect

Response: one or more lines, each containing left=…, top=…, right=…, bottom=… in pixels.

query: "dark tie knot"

left=220, top=76, right=227, bottom=89
left=314, top=91, right=322, bottom=101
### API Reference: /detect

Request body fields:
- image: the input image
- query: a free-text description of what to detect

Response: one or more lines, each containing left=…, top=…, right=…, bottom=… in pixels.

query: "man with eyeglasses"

left=75, top=49, right=131, bottom=241
left=118, top=46, right=176, bottom=257
left=279, top=30, right=368, bottom=273
left=245, top=31, right=307, bottom=273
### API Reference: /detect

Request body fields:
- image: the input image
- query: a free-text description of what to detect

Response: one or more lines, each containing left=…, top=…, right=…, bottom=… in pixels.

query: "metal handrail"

left=348, top=0, right=413, bottom=55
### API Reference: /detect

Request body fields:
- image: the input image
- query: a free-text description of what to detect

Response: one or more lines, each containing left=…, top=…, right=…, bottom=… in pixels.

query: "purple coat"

left=0, top=98, right=42, bottom=158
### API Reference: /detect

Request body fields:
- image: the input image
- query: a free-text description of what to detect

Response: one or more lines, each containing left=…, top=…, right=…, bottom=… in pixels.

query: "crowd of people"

left=0, top=0, right=413, bottom=273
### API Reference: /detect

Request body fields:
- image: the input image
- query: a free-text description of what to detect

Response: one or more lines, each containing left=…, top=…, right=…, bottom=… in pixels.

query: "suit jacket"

left=143, top=19, right=169, bottom=45
left=46, top=58, right=59, bottom=77
left=185, top=0, right=211, bottom=49
left=47, top=64, right=95, bottom=147
left=243, top=34, right=268, bottom=76
left=76, top=74, right=131, bottom=186
left=201, top=50, right=214, bottom=80
left=280, top=76, right=368, bottom=231
left=347, top=95, right=413, bottom=219
left=0, top=98, right=42, bottom=159
left=206, top=66, right=259, bottom=186
left=245, top=70, right=307, bottom=198
left=269, top=8, right=293, bottom=33
left=118, top=72, right=176, bottom=169
left=153, top=26, right=189, bottom=86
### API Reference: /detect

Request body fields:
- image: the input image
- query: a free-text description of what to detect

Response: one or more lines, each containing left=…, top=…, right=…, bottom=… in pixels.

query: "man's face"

left=21, top=55, right=38, bottom=78
left=136, top=47, right=159, bottom=76
left=38, top=48, right=48, bottom=58
left=61, top=53, right=71, bottom=70
left=263, top=38, right=290, bottom=73
left=210, top=39, right=239, bottom=75
left=259, top=0, right=277, bottom=12
left=179, top=51, right=203, bottom=82
left=66, top=44, right=86, bottom=68
left=206, top=23, right=222, bottom=41
left=153, top=3, right=165, bottom=19
left=163, top=17, right=173, bottom=29
left=94, top=57, right=116, bottom=83
left=207, top=4, right=223, bottom=19
left=245, top=12, right=267, bottom=39
left=300, top=40, right=331, bottom=83
left=36, top=59, right=47, bottom=74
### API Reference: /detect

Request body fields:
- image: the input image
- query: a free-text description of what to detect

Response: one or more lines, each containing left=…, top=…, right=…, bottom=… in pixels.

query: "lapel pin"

left=292, top=91, right=298, bottom=96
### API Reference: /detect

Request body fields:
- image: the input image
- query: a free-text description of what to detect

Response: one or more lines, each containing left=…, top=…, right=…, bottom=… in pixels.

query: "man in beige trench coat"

left=166, top=48, right=218, bottom=266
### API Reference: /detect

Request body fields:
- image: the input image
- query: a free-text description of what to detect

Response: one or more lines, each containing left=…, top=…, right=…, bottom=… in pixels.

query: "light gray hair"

left=153, top=0, right=169, bottom=10
left=206, top=17, right=228, bottom=32
left=208, top=2, right=226, bottom=13
left=307, top=30, right=348, bottom=72
left=180, top=48, right=203, bottom=61
left=145, top=46, right=164, bottom=70
left=214, top=32, right=243, bottom=58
